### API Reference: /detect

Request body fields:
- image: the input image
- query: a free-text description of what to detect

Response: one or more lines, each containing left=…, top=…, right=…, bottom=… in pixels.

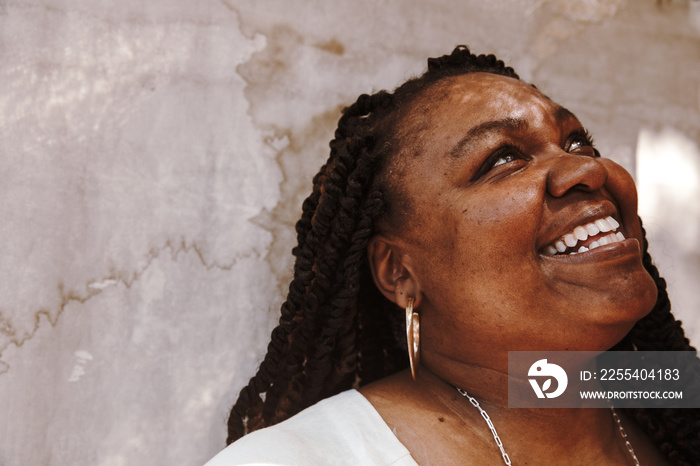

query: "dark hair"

left=226, top=46, right=699, bottom=464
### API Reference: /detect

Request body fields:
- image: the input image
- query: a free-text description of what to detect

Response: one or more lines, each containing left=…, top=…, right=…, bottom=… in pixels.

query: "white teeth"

left=574, top=226, right=588, bottom=241
left=564, top=234, right=577, bottom=247
left=595, top=218, right=613, bottom=232
left=585, top=223, right=600, bottom=236
left=543, top=215, right=623, bottom=256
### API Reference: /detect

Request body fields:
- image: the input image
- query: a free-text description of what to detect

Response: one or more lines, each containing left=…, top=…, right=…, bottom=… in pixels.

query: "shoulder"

left=204, top=389, right=417, bottom=466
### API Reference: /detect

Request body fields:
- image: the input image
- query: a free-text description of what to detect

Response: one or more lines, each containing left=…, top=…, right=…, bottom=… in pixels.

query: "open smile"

left=541, top=216, right=626, bottom=256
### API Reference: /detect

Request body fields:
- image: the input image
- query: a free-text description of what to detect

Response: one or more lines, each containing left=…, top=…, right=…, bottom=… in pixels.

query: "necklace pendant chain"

left=456, top=388, right=641, bottom=466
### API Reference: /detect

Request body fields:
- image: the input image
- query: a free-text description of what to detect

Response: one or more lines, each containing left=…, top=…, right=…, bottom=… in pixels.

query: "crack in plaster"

left=0, top=239, right=259, bottom=374
left=0, top=0, right=274, bottom=376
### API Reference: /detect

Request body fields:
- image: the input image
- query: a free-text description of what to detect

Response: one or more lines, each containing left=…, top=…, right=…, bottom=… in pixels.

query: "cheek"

left=414, top=186, right=543, bottom=297
left=453, top=186, right=542, bottom=256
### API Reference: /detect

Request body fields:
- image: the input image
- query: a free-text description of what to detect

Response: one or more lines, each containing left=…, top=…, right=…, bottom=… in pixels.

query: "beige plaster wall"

left=0, top=1, right=697, bottom=465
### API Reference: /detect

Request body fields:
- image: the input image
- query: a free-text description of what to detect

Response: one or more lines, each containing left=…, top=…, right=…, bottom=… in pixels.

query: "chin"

left=598, top=272, right=659, bottom=349
left=601, top=264, right=659, bottom=323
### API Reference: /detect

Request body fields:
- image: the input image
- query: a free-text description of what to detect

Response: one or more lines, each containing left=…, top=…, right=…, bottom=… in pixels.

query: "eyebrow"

left=448, top=106, right=580, bottom=158
left=553, top=106, right=579, bottom=124
left=449, top=118, right=527, bottom=158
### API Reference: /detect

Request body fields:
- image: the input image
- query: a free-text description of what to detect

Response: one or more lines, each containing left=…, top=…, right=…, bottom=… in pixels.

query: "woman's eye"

left=492, top=153, right=518, bottom=168
left=568, top=138, right=586, bottom=151
left=470, top=145, right=527, bottom=182
left=565, top=129, right=599, bottom=157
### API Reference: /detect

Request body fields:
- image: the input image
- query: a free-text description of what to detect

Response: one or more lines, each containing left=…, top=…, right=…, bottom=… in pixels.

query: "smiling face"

left=374, top=73, right=657, bottom=372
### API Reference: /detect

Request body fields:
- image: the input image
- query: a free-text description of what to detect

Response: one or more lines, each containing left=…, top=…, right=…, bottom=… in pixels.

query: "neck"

left=414, top=365, right=627, bottom=463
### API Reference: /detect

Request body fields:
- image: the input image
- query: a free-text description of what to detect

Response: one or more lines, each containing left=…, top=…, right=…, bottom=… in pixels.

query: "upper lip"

left=537, top=203, right=620, bottom=253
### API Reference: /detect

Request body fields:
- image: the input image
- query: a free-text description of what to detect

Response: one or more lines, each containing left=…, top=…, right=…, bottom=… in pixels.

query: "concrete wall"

left=0, top=1, right=697, bottom=465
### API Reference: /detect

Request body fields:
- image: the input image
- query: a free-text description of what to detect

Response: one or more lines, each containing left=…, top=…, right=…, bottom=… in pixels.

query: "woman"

left=207, top=46, right=698, bottom=465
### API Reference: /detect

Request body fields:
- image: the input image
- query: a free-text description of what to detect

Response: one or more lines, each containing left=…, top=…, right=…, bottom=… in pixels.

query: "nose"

left=546, top=154, right=608, bottom=197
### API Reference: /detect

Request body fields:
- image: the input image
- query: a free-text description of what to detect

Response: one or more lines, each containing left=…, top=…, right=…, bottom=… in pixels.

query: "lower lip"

left=539, top=238, right=641, bottom=264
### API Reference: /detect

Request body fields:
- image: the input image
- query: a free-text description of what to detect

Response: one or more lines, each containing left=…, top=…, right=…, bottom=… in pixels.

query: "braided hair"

left=226, top=46, right=699, bottom=464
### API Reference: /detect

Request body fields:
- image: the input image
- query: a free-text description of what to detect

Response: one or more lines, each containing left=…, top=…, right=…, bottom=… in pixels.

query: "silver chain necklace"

left=611, top=406, right=641, bottom=465
left=456, top=388, right=511, bottom=465
left=456, top=388, right=640, bottom=465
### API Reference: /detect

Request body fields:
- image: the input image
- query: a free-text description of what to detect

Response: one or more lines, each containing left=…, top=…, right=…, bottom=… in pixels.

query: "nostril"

left=571, top=183, right=593, bottom=192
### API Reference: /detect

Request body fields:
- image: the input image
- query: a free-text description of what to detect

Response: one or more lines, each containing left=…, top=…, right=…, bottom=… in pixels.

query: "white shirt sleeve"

left=204, top=389, right=417, bottom=466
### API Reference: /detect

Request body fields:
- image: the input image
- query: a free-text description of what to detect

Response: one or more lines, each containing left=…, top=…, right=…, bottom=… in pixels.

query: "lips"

left=541, top=216, right=625, bottom=256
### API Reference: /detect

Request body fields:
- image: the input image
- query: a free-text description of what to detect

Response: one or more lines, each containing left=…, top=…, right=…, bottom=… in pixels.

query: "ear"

left=367, top=235, right=422, bottom=309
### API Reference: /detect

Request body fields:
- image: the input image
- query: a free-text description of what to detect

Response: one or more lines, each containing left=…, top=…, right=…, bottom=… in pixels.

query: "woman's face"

left=383, top=73, right=657, bottom=368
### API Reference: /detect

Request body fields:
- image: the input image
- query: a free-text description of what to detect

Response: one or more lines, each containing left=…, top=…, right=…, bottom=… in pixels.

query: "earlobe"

left=367, top=235, right=421, bottom=308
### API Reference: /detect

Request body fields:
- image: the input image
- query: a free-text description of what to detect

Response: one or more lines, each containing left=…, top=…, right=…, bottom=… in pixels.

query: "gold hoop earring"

left=405, top=297, right=420, bottom=380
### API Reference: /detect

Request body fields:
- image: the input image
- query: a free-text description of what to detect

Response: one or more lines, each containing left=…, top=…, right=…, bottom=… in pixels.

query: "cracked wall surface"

left=0, top=0, right=698, bottom=465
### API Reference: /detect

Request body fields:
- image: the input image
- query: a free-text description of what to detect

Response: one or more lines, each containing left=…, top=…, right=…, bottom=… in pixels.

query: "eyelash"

left=567, top=129, right=598, bottom=155
left=470, top=143, right=527, bottom=181
left=470, top=129, right=599, bottom=182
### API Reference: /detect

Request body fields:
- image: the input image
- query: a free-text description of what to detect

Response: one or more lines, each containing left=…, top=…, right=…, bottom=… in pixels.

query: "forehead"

left=379, top=73, right=571, bottom=220
left=403, top=73, right=560, bottom=137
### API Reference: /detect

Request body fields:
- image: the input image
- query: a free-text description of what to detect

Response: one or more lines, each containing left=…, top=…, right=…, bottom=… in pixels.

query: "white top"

left=205, top=389, right=418, bottom=466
